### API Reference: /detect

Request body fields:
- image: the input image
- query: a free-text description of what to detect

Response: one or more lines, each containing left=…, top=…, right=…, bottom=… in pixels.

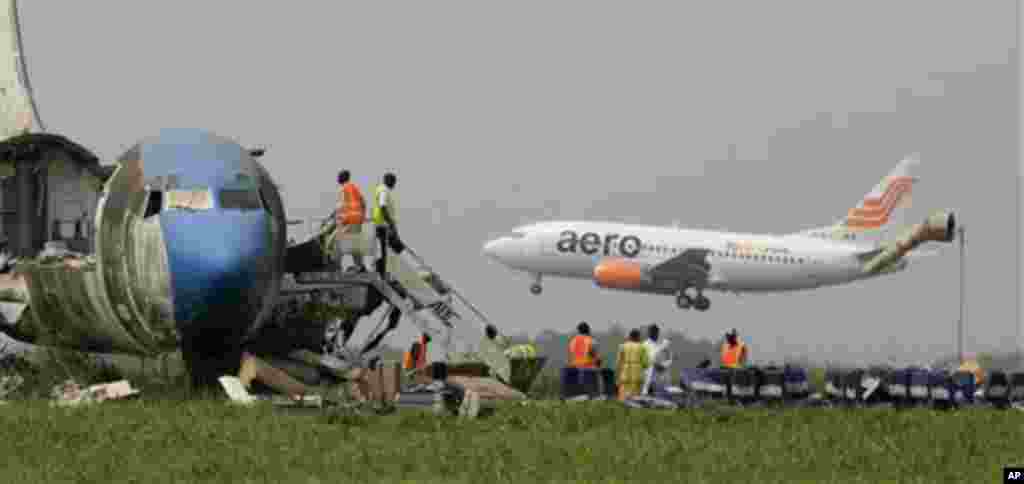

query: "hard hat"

left=726, top=328, right=738, bottom=337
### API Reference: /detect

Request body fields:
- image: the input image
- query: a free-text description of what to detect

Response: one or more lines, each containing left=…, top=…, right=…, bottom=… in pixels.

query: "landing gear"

left=529, top=273, right=542, bottom=295
left=675, top=292, right=691, bottom=309
left=694, top=295, right=710, bottom=311
left=676, top=287, right=711, bottom=311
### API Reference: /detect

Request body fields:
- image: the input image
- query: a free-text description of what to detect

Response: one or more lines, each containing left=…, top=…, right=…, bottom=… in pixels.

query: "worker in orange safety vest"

left=720, top=328, right=749, bottom=368
left=403, top=333, right=431, bottom=371
left=336, top=169, right=367, bottom=273
left=567, top=322, right=602, bottom=368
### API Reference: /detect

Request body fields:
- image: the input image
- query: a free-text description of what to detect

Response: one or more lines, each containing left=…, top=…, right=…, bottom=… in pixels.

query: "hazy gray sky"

left=17, top=1, right=1017, bottom=364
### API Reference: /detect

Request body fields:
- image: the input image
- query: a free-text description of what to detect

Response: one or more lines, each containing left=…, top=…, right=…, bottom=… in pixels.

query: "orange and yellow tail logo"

left=844, top=175, right=914, bottom=231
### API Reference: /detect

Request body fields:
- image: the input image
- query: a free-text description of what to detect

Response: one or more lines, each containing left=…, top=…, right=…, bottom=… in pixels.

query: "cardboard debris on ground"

left=238, top=352, right=316, bottom=398
left=341, top=363, right=401, bottom=403
left=447, top=376, right=527, bottom=401
left=226, top=351, right=403, bottom=408
left=51, top=379, right=140, bottom=407
left=219, top=375, right=323, bottom=407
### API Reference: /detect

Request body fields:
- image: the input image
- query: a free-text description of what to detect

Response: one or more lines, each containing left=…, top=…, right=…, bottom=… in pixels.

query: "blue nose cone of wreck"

left=137, top=129, right=281, bottom=339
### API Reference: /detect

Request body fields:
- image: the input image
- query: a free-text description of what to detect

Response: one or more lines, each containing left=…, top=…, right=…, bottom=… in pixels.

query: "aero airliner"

left=482, top=155, right=955, bottom=311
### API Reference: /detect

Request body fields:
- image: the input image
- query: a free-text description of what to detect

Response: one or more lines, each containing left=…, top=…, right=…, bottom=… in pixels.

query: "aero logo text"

left=556, top=230, right=642, bottom=258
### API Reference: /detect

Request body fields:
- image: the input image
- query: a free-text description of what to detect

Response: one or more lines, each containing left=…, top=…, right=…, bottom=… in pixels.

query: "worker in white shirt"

left=642, top=323, right=673, bottom=395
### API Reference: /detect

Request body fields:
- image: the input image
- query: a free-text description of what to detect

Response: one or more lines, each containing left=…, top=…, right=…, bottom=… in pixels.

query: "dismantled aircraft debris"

left=0, top=0, right=515, bottom=393
left=448, top=376, right=527, bottom=402
left=50, top=379, right=139, bottom=407
left=238, top=352, right=316, bottom=399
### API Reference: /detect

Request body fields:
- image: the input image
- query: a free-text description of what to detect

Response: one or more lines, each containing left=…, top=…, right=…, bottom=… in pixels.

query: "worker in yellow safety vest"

left=720, top=328, right=748, bottom=368
left=336, top=170, right=367, bottom=273
left=371, top=172, right=400, bottom=279
left=568, top=322, right=601, bottom=368
left=616, top=328, right=650, bottom=401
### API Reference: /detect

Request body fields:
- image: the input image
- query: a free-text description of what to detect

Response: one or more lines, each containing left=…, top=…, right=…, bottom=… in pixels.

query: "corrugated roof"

left=0, top=132, right=112, bottom=179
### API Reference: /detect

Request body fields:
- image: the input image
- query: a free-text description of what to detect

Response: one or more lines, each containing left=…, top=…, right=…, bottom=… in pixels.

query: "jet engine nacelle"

left=593, top=259, right=648, bottom=290
left=916, top=210, right=956, bottom=243
left=862, top=210, right=956, bottom=274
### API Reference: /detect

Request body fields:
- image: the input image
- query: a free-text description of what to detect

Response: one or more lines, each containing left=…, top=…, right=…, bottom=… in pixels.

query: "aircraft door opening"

left=540, top=231, right=558, bottom=256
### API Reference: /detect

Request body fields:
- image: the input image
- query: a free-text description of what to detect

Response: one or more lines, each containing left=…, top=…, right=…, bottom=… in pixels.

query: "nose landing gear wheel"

left=675, top=293, right=692, bottom=309
left=530, top=283, right=542, bottom=295
left=694, top=295, right=710, bottom=311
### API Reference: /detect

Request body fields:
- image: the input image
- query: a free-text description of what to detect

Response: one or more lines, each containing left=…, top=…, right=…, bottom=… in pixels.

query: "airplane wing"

left=903, top=248, right=942, bottom=259
left=855, top=247, right=884, bottom=262
left=856, top=246, right=940, bottom=261
left=647, top=248, right=725, bottom=287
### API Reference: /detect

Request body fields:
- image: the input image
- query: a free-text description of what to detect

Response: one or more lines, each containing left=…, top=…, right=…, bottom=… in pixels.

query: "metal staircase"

left=282, top=220, right=511, bottom=383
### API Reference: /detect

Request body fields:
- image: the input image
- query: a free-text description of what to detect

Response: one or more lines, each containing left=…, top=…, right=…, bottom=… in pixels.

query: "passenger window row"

left=642, top=243, right=810, bottom=264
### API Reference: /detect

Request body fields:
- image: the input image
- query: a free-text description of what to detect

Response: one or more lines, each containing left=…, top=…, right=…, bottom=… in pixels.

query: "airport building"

left=0, top=133, right=111, bottom=257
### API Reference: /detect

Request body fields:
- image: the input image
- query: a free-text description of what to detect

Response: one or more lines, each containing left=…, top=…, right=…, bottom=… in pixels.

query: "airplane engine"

left=862, top=210, right=956, bottom=273
left=916, top=210, right=956, bottom=243
left=593, top=259, right=647, bottom=290
left=892, top=210, right=957, bottom=255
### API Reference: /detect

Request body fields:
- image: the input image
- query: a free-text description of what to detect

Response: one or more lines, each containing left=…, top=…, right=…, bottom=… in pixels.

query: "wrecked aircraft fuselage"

left=7, top=129, right=287, bottom=385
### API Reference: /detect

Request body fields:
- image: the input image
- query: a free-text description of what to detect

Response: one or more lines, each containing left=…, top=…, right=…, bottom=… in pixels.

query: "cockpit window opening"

left=218, top=189, right=264, bottom=211
left=165, top=188, right=213, bottom=211
left=508, top=231, right=527, bottom=239
left=257, top=187, right=273, bottom=215
left=143, top=190, right=163, bottom=218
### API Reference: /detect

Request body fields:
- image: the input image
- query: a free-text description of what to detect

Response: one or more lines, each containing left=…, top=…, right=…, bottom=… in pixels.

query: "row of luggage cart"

left=561, top=365, right=1024, bottom=409
left=559, top=366, right=811, bottom=403
left=821, top=366, right=1024, bottom=407
left=560, top=367, right=617, bottom=399
left=680, top=366, right=811, bottom=402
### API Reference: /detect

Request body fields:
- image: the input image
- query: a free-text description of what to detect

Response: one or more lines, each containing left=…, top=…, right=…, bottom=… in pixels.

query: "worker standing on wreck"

left=372, top=172, right=400, bottom=279
left=336, top=169, right=367, bottom=273
left=616, top=329, right=650, bottom=401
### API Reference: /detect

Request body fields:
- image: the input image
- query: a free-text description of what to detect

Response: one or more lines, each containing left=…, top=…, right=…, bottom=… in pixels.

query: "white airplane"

left=482, top=154, right=956, bottom=311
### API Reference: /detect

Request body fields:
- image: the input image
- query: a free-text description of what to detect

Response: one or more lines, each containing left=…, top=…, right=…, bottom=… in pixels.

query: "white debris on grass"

left=51, top=379, right=139, bottom=407
left=219, top=376, right=258, bottom=406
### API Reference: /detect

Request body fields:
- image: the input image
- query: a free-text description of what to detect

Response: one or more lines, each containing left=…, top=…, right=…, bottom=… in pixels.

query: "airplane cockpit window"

left=219, top=189, right=264, bottom=210
left=507, top=231, right=527, bottom=239
left=166, top=189, right=213, bottom=211
left=143, top=190, right=163, bottom=218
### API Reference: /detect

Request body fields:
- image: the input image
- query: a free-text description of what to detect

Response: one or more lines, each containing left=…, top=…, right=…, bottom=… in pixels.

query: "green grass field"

left=1, top=397, right=1021, bottom=484
left=1, top=351, right=1021, bottom=483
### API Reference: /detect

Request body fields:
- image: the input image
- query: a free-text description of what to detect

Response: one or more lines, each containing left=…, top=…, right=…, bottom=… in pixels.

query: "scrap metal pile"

left=213, top=281, right=538, bottom=417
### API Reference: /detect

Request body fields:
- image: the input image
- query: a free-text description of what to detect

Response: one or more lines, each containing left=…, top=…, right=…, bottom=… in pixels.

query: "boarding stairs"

left=281, top=216, right=511, bottom=382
